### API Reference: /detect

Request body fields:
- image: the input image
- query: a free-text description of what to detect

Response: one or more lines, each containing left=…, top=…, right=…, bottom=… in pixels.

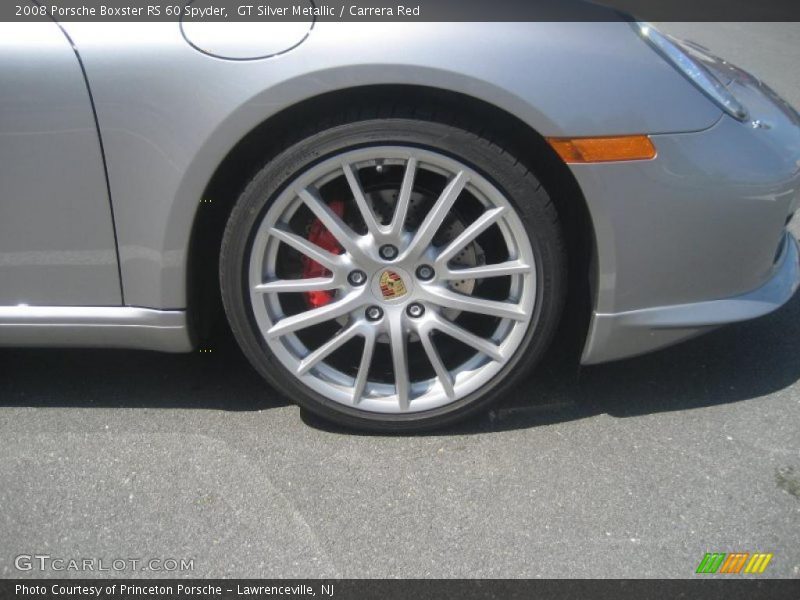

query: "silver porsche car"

left=1, top=13, right=798, bottom=430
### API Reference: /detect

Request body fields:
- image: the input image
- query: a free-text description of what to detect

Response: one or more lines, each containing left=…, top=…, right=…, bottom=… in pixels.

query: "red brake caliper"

left=302, top=199, right=345, bottom=308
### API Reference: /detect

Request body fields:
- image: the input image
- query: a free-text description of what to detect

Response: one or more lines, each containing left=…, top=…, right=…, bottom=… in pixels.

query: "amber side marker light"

left=547, top=135, right=656, bottom=163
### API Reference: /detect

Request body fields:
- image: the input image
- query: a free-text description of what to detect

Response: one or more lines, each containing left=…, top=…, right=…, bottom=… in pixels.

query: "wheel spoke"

left=430, top=315, right=504, bottom=362
left=436, top=207, right=505, bottom=266
left=388, top=312, right=410, bottom=411
left=389, top=157, right=418, bottom=237
left=254, top=277, right=336, bottom=294
left=424, top=287, right=526, bottom=321
left=298, top=187, right=366, bottom=260
left=352, top=331, right=375, bottom=404
left=440, top=260, right=532, bottom=280
left=268, top=226, right=341, bottom=272
left=266, top=293, right=362, bottom=339
left=419, top=329, right=455, bottom=399
left=297, top=322, right=360, bottom=375
left=404, top=170, right=468, bottom=260
left=342, top=163, right=383, bottom=237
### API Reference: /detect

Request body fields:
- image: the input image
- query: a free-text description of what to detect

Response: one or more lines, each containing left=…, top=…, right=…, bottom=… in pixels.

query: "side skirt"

left=0, top=306, right=193, bottom=352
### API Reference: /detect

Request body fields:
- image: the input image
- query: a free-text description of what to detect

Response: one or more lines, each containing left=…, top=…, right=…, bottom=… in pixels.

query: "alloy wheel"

left=247, top=146, right=537, bottom=414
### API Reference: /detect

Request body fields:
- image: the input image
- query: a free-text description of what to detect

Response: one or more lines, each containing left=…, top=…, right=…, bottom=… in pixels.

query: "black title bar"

left=9, top=0, right=800, bottom=22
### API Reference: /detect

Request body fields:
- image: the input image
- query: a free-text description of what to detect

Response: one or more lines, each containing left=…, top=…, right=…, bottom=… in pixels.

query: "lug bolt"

left=348, top=269, right=367, bottom=286
left=366, top=306, right=384, bottom=322
left=379, top=244, right=398, bottom=260
left=416, top=264, right=435, bottom=281
left=406, top=303, right=425, bottom=318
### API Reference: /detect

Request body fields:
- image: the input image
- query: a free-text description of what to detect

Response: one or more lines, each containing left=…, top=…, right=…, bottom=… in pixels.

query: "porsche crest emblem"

left=379, top=270, right=407, bottom=300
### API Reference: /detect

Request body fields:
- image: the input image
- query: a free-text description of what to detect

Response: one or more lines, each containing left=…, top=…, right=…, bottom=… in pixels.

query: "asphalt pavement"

left=0, top=23, right=799, bottom=579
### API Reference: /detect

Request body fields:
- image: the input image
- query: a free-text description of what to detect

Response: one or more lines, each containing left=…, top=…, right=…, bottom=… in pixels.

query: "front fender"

left=63, top=21, right=720, bottom=308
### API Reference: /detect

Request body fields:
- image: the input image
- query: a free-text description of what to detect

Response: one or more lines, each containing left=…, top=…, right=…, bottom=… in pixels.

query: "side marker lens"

left=547, top=135, right=657, bottom=163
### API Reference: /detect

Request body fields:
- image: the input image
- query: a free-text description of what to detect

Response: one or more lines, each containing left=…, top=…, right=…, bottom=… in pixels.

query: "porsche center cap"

left=379, top=270, right=407, bottom=300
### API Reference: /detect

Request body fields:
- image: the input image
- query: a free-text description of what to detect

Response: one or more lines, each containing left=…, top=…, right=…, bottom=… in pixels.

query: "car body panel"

left=573, top=114, right=800, bottom=317
left=0, top=22, right=121, bottom=306
left=60, top=21, right=721, bottom=309
left=0, top=19, right=797, bottom=366
left=577, top=64, right=800, bottom=363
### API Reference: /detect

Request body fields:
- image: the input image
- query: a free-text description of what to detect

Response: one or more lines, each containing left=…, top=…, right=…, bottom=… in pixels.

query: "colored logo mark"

left=696, top=552, right=773, bottom=574
left=379, top=270, right=407, bottom=300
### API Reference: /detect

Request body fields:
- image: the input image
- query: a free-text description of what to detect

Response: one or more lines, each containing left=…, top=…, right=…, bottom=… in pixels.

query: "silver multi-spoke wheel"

left=247, top=146, right=537, bottom=414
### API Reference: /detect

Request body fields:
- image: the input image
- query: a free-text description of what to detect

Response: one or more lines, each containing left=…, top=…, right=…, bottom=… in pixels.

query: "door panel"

left=0, top=22, right=121, bottom=305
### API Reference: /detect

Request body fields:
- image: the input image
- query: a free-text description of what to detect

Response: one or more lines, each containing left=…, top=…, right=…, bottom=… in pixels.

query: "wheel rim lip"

left=247, top=145, right=538, bottom=414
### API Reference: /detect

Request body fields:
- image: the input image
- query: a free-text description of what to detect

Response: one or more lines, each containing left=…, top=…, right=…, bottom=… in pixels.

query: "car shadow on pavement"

left=480, top=284, right=800, bottom=435
left=1, top=288, right=799, bottom=434
left=0, top=323, right=289, bottom=412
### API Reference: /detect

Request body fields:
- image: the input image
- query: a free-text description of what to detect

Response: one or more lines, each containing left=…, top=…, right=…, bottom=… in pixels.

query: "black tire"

left=220, top=110, right=566, bottom=432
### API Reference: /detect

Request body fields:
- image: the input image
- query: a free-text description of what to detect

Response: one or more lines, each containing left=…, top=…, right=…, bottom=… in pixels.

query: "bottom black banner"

left=2, top=580, right=800, bottom=600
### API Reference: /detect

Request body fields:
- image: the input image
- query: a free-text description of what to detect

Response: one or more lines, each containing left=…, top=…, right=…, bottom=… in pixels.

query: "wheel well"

left=188, top=85, right=595, bottom=362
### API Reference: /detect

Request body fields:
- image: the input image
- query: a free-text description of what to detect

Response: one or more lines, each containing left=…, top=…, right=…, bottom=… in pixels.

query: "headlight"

left=636, top=22, right=748, bottom=121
